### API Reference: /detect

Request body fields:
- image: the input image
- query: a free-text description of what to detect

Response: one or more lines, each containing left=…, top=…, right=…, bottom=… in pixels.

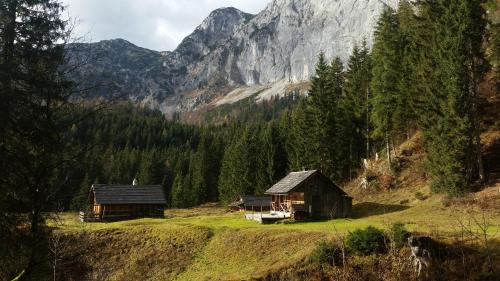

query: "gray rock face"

left=171, top=7, right=253, bottom=64
left=180, top=0, right=399, bottom=91
left=68, top=0, right=399, bottom=114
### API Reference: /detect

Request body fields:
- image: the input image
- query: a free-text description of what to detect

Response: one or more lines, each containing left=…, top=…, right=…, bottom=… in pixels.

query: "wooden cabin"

left=265, top=170, right=352, bottom=219
left=229, top=195, right=271, bottom=212
left=81, top=183, right=166, bottom=222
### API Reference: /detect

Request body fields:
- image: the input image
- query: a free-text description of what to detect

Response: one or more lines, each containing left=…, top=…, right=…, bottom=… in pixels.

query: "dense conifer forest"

left=59, top=0, right=498, bottom=210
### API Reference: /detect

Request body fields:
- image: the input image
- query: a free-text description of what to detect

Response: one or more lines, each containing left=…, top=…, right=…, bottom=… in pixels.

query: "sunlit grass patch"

left=174, top=228, right=324, bottom=281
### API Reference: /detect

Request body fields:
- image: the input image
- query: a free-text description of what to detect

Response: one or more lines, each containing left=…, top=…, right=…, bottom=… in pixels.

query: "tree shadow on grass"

left=352, top=202, right=410, bottom=219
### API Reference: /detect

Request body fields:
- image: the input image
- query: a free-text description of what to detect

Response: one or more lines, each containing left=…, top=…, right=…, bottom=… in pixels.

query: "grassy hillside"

left=49, top=127, right=500, bottom=281
left=53, top=201, right=499, bottom=280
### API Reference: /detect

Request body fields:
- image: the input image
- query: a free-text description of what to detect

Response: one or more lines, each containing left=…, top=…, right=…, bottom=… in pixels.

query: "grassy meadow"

left=52, top=189, right=499, bottom=281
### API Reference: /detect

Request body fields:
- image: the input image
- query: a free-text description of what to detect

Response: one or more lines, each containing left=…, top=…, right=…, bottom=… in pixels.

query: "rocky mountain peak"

left=68, top=0, right=400, bottom=115
left=171, top=7, right=252, bottom=64
left=199, top=7, right=253, bottom=33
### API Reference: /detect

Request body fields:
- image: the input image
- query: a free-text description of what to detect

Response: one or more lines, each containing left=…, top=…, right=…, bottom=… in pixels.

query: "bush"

left=414, top=191, right=426, bottom=201
left=390, top=156, right=407, bottom=173
left=388, top=222, right=409, bottom=249
left=309, top=240, right=343, bottom=266
left=378, top=173, right=395, bottom=190
left=346, top=226, right=386, bottom=255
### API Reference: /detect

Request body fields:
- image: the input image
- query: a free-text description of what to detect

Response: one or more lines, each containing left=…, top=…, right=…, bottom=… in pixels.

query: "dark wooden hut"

left=81, top=183, right=166, bottom=222
left=229, top=195, right=271, bottom=212
left=265, top=170, right=352, bottom=219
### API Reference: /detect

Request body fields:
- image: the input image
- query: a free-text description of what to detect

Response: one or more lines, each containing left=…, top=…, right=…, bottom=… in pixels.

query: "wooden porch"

left=270, top=192, right=306, bottom=214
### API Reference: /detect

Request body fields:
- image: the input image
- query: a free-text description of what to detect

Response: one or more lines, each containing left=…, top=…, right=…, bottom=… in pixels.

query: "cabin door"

left=311, top=195, right=321, bottom=215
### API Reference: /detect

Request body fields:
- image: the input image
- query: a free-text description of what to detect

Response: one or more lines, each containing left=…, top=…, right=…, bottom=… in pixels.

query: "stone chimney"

left=132, top=178, right=138, bottom=186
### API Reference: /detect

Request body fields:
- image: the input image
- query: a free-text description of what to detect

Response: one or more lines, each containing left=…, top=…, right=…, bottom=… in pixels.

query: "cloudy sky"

left=62, top=0, right=270, bottom=51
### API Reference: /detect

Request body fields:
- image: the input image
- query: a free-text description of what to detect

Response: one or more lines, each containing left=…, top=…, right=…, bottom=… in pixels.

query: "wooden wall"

left=93, top=204, right=165, bottom=218
left=295, top=174, right=351, bottom=218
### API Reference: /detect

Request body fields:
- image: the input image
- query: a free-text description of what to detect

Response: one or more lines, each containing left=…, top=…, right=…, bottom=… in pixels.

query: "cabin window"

left=289, top=192, right=305, bottom=205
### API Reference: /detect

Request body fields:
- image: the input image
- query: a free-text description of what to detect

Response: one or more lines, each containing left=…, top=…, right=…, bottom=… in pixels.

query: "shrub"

left=414, top=191, right=426, bottom=201
left=378, top=173, right=395, bottom=190
left=441, top=195, right=476, bottom=207
left=346, top=226, right=387, bottom=255
left=390, top=156, right=407, bottom=173
left=309, top=240, right=343, bottom=266
left=388, top=222, right=409, bottom=249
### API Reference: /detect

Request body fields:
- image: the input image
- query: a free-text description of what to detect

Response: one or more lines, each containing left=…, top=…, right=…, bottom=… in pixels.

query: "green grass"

left=57, top=194, right=499, bottom=235
left=49, top=131, right=500, bottom=280
left=52, top=191, right=499, bottom=280
left=174, top=229, right=324, bottom=281
left=58, top=222, right=212, bottom=281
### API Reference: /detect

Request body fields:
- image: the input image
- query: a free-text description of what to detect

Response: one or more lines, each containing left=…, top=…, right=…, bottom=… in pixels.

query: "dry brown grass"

left=262, top=242, right=499, bottom=281
left=58, top=224, right=212, bottom=281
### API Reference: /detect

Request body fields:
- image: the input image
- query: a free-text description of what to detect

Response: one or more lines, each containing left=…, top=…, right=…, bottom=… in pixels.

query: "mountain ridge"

left=67, top=0, right=399, bottom=116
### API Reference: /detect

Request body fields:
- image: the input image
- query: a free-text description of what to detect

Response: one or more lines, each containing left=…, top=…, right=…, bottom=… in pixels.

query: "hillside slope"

left=46, top=129, right=500, bottom=280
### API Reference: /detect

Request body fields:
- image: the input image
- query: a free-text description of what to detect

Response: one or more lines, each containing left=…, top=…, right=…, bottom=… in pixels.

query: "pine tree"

left=256, top=122, right=288, bottom=194
left=0, top=0, right=73, bottom=278
left=217, top=138, right=240, bottom=204
left=70, top=173, right=94, bottom=211
left=344, top=40, right=373, bottom=176
left=137, top=150, right=163, bottom=185
left=287, top=99, right=313, bottom=171
left=370, top=7, right=402, bottom=169
left=306, top=54, right=350, bottom=181
left=308, top=53, right=334, bottom=176
left=326, top=57, right=351, bottom=180
left=170, top=173, right=185, bottom=208
left=217, top=126, right=259, bottom=203
left=396, top=0, right=417, bottom=140
left=411, top=0, right=487, bottom=194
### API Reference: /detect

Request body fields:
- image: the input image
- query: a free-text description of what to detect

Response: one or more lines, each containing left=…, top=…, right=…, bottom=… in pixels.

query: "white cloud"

left=62, top=0, right=270, bottom=51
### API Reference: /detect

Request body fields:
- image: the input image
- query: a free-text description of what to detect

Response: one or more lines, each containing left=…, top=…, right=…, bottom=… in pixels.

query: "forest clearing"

left=50, top=189, right=499, bottom=280
left=45, top=131, right=499, bottom=280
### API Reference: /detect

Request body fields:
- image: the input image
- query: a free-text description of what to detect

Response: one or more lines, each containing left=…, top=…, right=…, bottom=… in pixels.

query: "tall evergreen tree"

left=218, top=127, right=258, bottom=203
left=305, top=54, right=350, bottom=181
left=411, top=0, right=487, bottom=194
left=287, top=99, right=313, bottom=171
left=308, top=53, right=335, bottom=176
left=344, top=40, right=373, bottom=165
left=0, top=0, right=73, bottom=278
left=256, top=122, right=288, bottom=194
left=396, top=0, right=417, bottom=140
left=370, top=7, right=403, bottom=169
left=170, top=172, right=185, bottom=208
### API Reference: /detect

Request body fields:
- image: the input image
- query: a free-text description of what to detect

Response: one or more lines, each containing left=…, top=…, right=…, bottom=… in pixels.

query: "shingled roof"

left=229, top=195, right=271, bottom=208
left=265, top=170, right=346, bottom=195
left=91, top=184, right=167, bottom=205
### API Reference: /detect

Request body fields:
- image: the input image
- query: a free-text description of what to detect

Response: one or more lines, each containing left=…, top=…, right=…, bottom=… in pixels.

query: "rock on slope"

left=68, top=0, right=398, bottom=115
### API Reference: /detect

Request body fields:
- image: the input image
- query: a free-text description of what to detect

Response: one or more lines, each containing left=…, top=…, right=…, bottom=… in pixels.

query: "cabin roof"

left=265, top=170, right=347, bottom=195
left=241, top=195, right=271, bottom=207
left=91, top=184, right=167, bottom=205
left=229, top=195, right=271, bottom=208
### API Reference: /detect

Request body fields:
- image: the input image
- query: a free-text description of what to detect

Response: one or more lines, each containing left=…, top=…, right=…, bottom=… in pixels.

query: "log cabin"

left=265, top=170, right=352, bottom=219
left=81, top=182, right=166, bottom=222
